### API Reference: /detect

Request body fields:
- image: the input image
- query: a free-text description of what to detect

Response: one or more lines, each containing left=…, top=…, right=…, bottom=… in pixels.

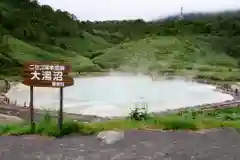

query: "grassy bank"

left=1, top=106, right=240, bottom=137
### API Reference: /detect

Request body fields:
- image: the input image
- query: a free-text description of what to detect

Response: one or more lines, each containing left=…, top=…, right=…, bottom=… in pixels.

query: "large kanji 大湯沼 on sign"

left=22, top=61, right=74, bottom=88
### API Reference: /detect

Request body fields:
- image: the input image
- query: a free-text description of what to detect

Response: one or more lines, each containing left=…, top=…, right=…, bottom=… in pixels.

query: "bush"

left=35, top=112, right=81, bottom=137
left=129, top=107, right=149, bottom=121
left=59, top=43, right=67, bottom=49
left=191, top=110, right=197, bottom=119
left=0, top=124, right=17, bottom=134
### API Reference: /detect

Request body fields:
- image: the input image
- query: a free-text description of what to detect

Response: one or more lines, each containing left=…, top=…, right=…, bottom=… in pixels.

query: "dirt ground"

left=0, top=104, right=107, bottom=123
left=0, top=128, right=240, bottom=160
left=0, top=113, right=23, bottom=124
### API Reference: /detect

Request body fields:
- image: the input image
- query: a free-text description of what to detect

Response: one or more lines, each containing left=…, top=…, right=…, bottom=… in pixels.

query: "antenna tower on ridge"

left=179, top=6, right=184, bottom=20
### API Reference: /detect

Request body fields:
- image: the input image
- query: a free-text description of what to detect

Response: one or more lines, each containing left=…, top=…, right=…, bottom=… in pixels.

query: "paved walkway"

left=1, top=128, right=240, bottom=160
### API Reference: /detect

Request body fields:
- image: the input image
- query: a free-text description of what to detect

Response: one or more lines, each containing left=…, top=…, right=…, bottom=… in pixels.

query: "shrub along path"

left=0, top=128, right=240, bottom=160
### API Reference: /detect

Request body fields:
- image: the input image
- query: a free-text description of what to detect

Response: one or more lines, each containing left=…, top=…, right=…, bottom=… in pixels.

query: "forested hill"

left=1, top=0, right=240, bottom=80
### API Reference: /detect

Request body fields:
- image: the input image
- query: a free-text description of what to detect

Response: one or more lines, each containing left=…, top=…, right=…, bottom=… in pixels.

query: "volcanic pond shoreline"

left=0, top=74, right=240, bottom=123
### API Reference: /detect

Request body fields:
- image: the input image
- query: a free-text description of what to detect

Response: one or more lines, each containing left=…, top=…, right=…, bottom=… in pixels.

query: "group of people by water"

left=0, top=79, right=10, bottom=104
left=0, top=93, right=10, bottom=104
left=216, top=83, right=239, bottom=97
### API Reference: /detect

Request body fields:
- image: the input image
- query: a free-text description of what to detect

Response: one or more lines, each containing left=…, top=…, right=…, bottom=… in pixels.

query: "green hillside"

left=93, top=35, right=240, bottom=81
left=1, top=0, right=240, bottom=81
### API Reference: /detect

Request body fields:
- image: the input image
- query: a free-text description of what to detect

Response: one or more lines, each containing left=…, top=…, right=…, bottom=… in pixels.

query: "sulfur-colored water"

left=6, top=74, right=233, bottom=117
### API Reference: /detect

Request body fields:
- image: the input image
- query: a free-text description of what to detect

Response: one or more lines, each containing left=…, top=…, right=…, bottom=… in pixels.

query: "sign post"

left=59, top=87, right=63, bottom=131
left=22, top=61, right=74, bottom=132
left=30, top=86, right=34, bottom=133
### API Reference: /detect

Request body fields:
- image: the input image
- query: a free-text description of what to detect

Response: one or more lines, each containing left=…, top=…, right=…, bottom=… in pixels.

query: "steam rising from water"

left=7, top=73, right=233, bottom=117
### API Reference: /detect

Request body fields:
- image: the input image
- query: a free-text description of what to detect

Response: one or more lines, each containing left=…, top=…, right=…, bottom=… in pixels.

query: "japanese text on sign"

left=29, top=64, right=65, bottom=71
left=29, top=64, right=65, bottom=87
left=30, top=70, right=63, bottom=81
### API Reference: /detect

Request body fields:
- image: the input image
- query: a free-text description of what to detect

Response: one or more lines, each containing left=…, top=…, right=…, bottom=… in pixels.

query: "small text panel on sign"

left=23, top=61, right=71, bottom=72
left=22, top=78, right=74, bottom=88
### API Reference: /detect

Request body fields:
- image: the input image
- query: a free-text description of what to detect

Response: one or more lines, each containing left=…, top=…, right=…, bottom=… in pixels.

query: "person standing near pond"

left=235, top=89, right=238, bottom=96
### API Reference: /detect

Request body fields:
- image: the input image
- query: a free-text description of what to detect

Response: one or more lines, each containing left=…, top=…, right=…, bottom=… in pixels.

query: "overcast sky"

left=38, top=0, right=240, bottom=21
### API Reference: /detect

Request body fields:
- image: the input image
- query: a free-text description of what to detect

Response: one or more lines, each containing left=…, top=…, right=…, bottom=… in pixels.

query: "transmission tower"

left=179, top=6, right=184, bottom=20
left=179, top=6, right=184, bottom=35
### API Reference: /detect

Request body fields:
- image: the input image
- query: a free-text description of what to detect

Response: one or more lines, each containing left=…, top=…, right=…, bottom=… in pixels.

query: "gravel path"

left=1, top=128, right=240, bottom=160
